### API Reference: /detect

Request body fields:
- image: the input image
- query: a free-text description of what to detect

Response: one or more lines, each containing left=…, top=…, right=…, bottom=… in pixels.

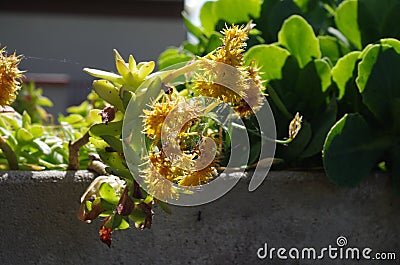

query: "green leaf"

left=32, top=139, right=52, bottom=155
left=204, top=33, right=223, bottom=54
left=200, top=0, right=262, bottom=35
left=22, top=111, right=31, bottom=129
left=122, top=90, right=134, bottom=111
left=16, top=128, right=33, bottom=143
left=100, top=135, right=123, bottom=153
left=323, top=113, right=388, bottom=187
left=182, top=11, right=205, bottom=39
left=30, top=125, right=44, bottom=138
left=58, top=114, right=83, bottom=125
left=244, top=44, right=290, bottom=81
left=90, top=121, right=123, bottom=137
left=83, top=68, right=123, bottom=84
left=293, top=0, right=310, bottom=12
left=334, top=0, right=362, bottom=50
left=278, top=15, right=321, bottom=68
left=129, top=209, right=147, bottom=224
left=380, top=38, right=400, bottom=54
left=105, top=167, right=134, bottom=182
left=135, top=77, right=163, bottom=110
left=318, top=35, right=351, bottom=65
left=115, top=217, right=130, bottom=230
left=157, top=47, right=193, bottom=70
left=301, top=99, right=337, bottom=158
left=356, top=45, right=400, bottom=122
left=214, top=0, right=262, bottom=23
left=332, top=51, right=361, bottom=99
left=314, top=59, right=332, bottom=92
left=256, top=0, right=301, bottom=44
left=92, top=80, right=124, bottom=110
left=99, top=182, right=120, bottom=205
left=101, top=199, right=117, bottom=211
left=36, top=96, right=53, bottom=107
left=98, top=150, right=126, bottom=170
left=200, top=1, right=218, bottom=35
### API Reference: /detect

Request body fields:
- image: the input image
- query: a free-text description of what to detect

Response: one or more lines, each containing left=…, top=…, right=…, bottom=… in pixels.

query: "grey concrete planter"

left=0, top=170, right=399, bottom=265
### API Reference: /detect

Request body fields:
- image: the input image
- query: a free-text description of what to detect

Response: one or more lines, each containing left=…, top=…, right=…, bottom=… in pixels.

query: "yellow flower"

left=208, top=23, right=252, bottom=67
left=193, top=22, right=265, bottom=118
left=142, top=98, right=179, bottom=141
left=178, top=164, right=217, bottom=187
left=0, top=47, right=24, bottom=106
left=142, top=158, right=180, bottom=201
left=147, top=151, right=184, bottom=182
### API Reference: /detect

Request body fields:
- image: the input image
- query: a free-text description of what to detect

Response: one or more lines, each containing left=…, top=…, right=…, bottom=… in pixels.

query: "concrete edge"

left=0, top=169, right=391, bottom=190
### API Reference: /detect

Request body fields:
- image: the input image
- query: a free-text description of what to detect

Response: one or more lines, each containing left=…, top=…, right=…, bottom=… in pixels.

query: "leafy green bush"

left=160, top=0, right=400, bottom=188
left=0, top=83, right=98, bottom=170
left=324, top=39, right=400, bottom=188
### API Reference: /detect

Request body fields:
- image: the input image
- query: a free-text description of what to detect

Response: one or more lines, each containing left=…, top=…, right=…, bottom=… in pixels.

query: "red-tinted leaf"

left=137, top=202, right=154, bottom=230
left=99, top=106, right=116, bottom=124
left=133, top=180, right=144, bottom=199
left=117, top=187, right=134, bottom=216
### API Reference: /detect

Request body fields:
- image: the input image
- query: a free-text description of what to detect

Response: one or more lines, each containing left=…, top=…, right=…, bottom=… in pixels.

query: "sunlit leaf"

left=278, top=15, right=321, bottom=68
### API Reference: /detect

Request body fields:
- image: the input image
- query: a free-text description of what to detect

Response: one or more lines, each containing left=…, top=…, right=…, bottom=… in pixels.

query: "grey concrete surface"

left=0, top=170, right=399, bottom=265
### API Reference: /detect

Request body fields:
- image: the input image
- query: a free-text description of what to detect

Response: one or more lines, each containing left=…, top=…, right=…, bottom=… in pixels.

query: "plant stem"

left=68, top=131, right=90, bottom=170
left=163, top=61, right=200, bottom=84
left=0, top=136, right=19, bottom=170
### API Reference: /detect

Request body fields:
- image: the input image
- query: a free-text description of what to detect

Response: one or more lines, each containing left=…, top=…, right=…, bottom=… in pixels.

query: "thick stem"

left=68, top=131, right=90, bottom=170
left=0, top=136, right=19, bottom=170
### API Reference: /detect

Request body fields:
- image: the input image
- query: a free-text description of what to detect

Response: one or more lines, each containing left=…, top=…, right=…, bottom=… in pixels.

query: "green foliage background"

left=159, top=0, right=400, bottom=190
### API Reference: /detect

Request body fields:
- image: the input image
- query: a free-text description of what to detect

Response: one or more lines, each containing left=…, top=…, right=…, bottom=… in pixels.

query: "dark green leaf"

left=323, top=113, right=388, bottom=187
left=357, top=45, right=400, bottom=123
left=205, top=33, right=223, bottom=54
left=90, top=121, right=123, bottom=137
left=301, top=99, right=337, bottom=158
left=106, top=166, right=134, bottom=182
left=101, top=135, right=123, bottom=153
left=98, top=150, right=126, bottom=170
left=278, top=121, right=312, bottom=161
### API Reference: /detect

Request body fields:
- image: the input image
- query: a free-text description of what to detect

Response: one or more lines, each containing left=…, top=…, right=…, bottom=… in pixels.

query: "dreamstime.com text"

left=257, top=236, right=397, bottom=261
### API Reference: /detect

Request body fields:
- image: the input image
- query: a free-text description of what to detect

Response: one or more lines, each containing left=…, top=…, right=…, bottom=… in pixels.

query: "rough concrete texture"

left=0, top=170, right=399, bottom=265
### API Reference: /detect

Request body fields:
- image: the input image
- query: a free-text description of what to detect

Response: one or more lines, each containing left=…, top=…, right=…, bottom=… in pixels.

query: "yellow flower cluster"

left=142, top=96, right=221, bottom=192
left=142, top=98, right=179, bottom=141
left=0, top=47, right=23, bottom=107
left=141, top=22, right=267, bottom=199
left=193, top=22, right=265, bottom=118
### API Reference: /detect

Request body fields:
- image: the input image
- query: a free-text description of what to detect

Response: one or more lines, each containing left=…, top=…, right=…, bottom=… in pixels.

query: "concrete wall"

left=0, top=170, right=399, bottom=264
left=0, top=12, right=186, bottom=116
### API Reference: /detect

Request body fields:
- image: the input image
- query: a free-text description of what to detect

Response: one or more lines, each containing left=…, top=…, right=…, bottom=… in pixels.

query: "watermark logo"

left=122, top=60, right=276, bottom=206
left=257, top=236, right=397, bottom=261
